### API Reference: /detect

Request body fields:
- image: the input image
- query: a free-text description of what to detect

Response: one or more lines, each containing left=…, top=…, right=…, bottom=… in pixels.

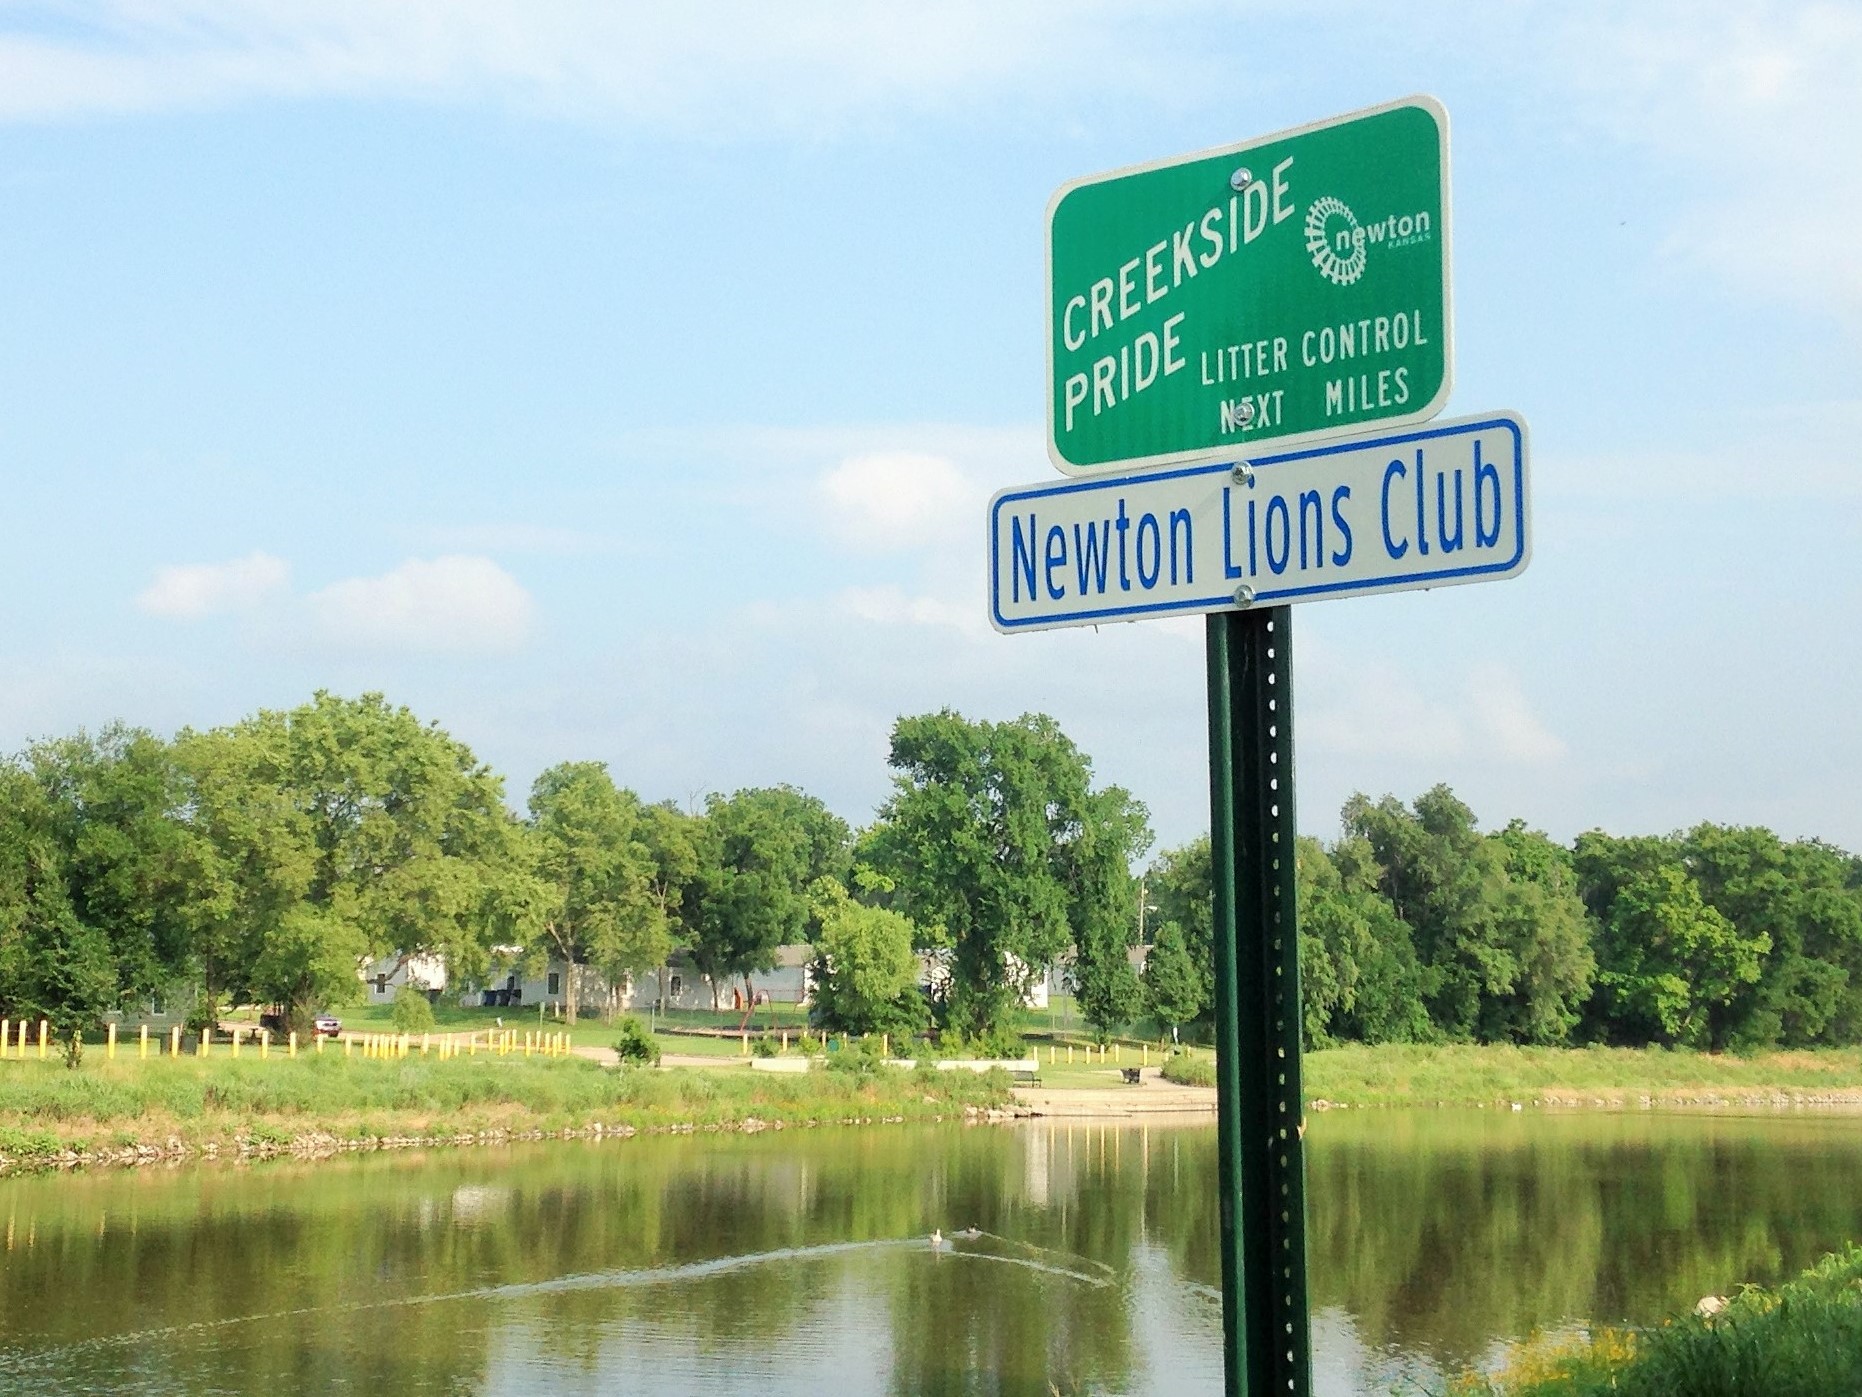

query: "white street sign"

left=988, top=411, right=1529, bottom=633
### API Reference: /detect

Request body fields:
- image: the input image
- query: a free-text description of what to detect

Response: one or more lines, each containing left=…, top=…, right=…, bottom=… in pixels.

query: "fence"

left=0, top=1018, right=573, bottom=1063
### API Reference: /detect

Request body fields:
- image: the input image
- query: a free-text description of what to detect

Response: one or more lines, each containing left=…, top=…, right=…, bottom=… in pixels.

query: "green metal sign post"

left=1005, top=92, right=1481, bottom=1397
left=1206, top=606, right=1310, bottom=1397
left=1047, top=96, right=1449, bottom=474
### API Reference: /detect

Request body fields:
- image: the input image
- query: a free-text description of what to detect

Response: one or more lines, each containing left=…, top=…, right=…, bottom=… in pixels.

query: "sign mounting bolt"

left=1232, top=463, right=1255, bottom=486
left=1233, top=585, right=1255, bottom=608
left=1229, top=166, right=1253, bottom=191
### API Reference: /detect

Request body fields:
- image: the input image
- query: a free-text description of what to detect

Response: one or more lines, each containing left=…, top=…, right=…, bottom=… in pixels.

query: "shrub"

left=825, top=1034, right=887, bottom=1075
left=752, top=1035, right=779, bottom=1058
left=390, top=992, right=437, bottom=1032
left=612, top=1014, right=660, bottom=1066
left=976, top=1024, right=1027, bottom=1060
left=1161, top=1051, right=1215, bottom=1087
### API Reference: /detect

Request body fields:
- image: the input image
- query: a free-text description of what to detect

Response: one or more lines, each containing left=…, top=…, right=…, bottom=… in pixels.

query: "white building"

left=360, top=952, right=447, bottom=1006
left=453, top=946, right=815, bottom=1016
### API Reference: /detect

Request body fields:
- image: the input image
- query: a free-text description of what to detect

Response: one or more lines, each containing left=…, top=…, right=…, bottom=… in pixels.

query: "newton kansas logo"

left=1305, top=196, right=1436, bottom=287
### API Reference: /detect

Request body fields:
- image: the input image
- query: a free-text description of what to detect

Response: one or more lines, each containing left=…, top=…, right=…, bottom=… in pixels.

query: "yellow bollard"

left=1115, top=1044, right=1121, bottom=1063
left=421, top=1033, right=430, bottom=1056
left=108, top=1022, right=117, bottom=1059
left=1, top=1019, right=8, bottom=1056
left=231, top=1028, right=242, bottom=1059
left=782, top=1030, right=789, bottom=1053
left=200, top=1027, right=210, bottom=1058
left=170, top=1025, right=181, bottom=1057
left=1067, top=1043, right=1073, bottom=1063
left=525, top=1033, right=533, bottom=1058
left=881, top=1033, right=889, bottom=1058
left=315, top=1031, right=323, bottom=1054
left=139, top=1024, right=149, bottom=1059
left=468, top=1033, right=476, bottom=1057
left=289, top=1031, right=298, bottom=1058
left=343, top=1035, right=352, bottom=1057
left=39, top=1020, right=49, bottom=1059
left=1142, top=1044, right=1148, bottom=1067
left=260, top=1029, right=269, bottom=1060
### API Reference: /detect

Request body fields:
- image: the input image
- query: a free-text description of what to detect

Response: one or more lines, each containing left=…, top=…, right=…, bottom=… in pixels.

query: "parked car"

left=313, top=1014, right=342, bottom=1038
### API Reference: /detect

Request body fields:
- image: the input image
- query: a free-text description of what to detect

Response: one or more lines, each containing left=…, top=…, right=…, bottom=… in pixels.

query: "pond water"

left=2, top=1110, right=1860, bottom=1395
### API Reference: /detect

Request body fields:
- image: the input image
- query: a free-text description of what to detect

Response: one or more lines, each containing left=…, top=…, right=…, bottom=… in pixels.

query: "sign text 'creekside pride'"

left=1047, top=96, right=1451, bottom=473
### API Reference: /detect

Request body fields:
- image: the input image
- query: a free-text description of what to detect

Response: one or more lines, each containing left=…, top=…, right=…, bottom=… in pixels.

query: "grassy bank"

left=1455, top=1245, right=1862, bottom=1397
left=1300, top=1044, right=1862, bottom=1109
left=0, top=1055, right=1012, bottom=1172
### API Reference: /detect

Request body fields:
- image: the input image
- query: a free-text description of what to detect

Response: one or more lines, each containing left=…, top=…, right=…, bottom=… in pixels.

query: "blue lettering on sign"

left=1136, top=512, right=1162, bottom=589
left=1475, top=440, right=1502, bottom=548
left=1265, top=495, right=1290, bottom=575
left=990, top=415, right=1529, bottom=632
left=1011, top=513, right=1039, bottom=600
left=1169, top=508, right=1193, bottom=584
left=1074, top=519, right=1112, bottom=594
left=1044, top=525, right=1068, bottom=600
left=1380, top=459, right=1407, bottom=560
left=1330, top=486, right=1353, bottom=566
left=1222, top=488, right=1244, bottom=580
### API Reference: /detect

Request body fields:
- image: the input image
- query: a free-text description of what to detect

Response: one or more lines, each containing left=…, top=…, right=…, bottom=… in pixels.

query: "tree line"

left=1140, top=787, right=1862, bottom=1052
left=4, top=689, right=1859, bottom=1053
left=0, top=693, right=1145, bottom=1046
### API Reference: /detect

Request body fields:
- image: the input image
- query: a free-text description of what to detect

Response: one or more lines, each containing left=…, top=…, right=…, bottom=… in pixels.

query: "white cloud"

left=306, top=554, right=535, bottom=654
left=1541, top=1, right=1862, bottom=323
left=135, top=551, right=289, bottom=619
left=816, top=452, right=983, bottom=554
left=0, top=1, right=1215, bottom=132
left=1301, top=653, right=1565, bottom=768
left=1466, top=662, right=1566, bottom=764
left=834, top=584, right=984, bottom=635
left=419, top=522, right=610, bottom=555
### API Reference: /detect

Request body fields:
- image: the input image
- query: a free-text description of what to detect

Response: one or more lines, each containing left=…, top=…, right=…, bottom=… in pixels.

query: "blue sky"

left=1, top=1, right=1857, bottom=856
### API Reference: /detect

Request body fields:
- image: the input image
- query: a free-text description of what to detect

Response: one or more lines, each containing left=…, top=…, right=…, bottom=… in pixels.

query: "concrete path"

left=1013, top=1068, right=1217, bottom=1116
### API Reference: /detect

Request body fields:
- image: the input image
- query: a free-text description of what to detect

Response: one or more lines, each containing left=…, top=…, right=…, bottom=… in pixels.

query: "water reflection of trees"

left=4, top=1113, right=1861, bottom=1389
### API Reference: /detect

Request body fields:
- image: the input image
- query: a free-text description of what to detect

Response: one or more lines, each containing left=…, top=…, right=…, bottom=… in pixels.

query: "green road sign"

left=1047, top=95, right=1451, bottom=475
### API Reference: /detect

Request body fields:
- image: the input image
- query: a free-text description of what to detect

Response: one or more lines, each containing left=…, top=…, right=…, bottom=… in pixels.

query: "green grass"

left=335, top=1000, right=811, bottom=1051
left=1453, top=1245, right=1862, bottom=1397
left=0, top=1053, right=1011, bottom=1168
left=1301, top=1043, right=1862, bottom=1108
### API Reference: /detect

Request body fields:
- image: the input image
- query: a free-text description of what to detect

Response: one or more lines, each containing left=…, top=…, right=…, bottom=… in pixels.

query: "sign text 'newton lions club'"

left=989, top=413, right=1528, bottom=633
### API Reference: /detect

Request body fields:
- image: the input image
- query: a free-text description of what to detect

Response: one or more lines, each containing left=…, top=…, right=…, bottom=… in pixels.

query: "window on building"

left=148, top=992, right=167, bottom=1017
left=376, top=974, right=387, bottom=993
left=669, top=974, right=683, bottom=998
left=547, top=971, right=561, bottom=996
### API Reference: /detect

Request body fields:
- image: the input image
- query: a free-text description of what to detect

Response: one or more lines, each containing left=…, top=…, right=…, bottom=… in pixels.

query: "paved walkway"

left=1013, top=1068, right=1217, bottom=1116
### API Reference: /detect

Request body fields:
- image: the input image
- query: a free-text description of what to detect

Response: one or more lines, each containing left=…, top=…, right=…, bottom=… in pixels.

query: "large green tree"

left=1142, top=920, right=1202, bottom=1042
left=27, top=726, right=207, bottom=1009
left=686, top=786, right=850, bottom=1008
left=1344, top=788, right=1592, bottom=1044
left=1296, top=834, right=1436, bottom=1048
left=1145, top=836, right=1215, bottom=1023
left=1682, top=824, right=1862, bottom=1049
left=1575, top=831, right=1770, bottom=1048
left=0, top=763, right=116, bottom=1036
left=176, top=692, right=529, bottom=1035
left=863, top=710, right=1151, bottom=1039
left=809, top=872, right=926, bottom=1035
left=526, top=762, right=676, bottom=1023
